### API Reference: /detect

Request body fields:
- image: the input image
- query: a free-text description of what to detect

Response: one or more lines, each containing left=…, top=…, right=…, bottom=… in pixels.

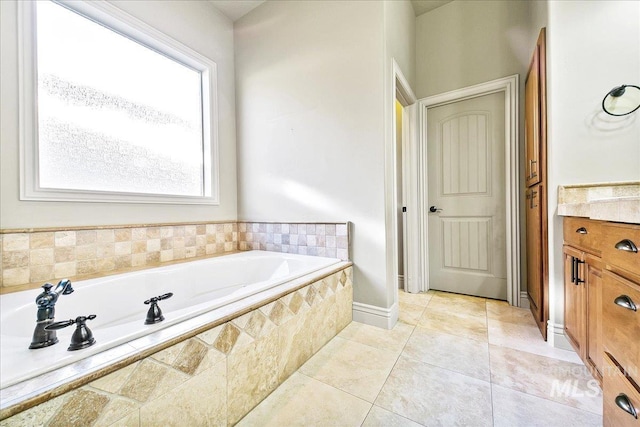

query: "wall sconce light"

left=602, top=84, right=640, bottom=116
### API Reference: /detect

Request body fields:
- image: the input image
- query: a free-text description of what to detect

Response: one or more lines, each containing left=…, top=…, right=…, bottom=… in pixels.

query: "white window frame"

left=18, top=0, right=220, bottom=205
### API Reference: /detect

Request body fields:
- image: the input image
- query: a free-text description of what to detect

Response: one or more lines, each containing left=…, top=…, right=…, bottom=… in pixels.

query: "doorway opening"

left=395, top=99, right=407, bottom=291
left=385, top=59, right=422, bottom=328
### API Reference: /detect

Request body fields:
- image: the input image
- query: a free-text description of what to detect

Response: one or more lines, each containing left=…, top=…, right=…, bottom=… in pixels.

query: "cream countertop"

left=557, top=182, right=640, bottom=224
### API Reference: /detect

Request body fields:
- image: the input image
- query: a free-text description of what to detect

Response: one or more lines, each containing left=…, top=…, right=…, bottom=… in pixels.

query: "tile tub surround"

left=0, top=266, right=353, bottom=425
left=557, top=181, right=640, bottom=223
left=0, top=221, right=350, bottom=292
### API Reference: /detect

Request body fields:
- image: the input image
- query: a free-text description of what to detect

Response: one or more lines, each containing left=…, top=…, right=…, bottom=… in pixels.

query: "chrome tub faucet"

left=29, top=279, right=74, bottom=349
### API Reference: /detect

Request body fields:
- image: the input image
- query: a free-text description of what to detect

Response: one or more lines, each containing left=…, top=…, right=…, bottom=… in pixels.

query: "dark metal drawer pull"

left=571, top=256, right=576, bottom=284
left=575, top=227, right=587, bottom=234
left=575, top=258, right=584, bottom=284
left=614, top=295, right=637, bottom=312
left=615, top=239, right=638, bottom=253
left=615, top=394, right=638, bottom=419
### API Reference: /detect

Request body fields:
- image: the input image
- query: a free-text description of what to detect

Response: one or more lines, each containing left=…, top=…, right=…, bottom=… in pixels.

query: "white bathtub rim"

left=0, top=251, right=339, bottom=389
left=0, top=260, right=351, bottom=416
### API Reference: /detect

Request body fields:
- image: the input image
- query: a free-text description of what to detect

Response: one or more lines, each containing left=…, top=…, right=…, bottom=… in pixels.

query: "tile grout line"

left=359, top=290, right=430, bottom=426
left=295, top=371, right=373, bottom=408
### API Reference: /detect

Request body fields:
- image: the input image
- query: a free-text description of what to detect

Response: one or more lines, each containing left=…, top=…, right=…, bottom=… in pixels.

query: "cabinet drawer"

left=604, top=354, right=640, bottom=427
left=602, top=223, right=640, bottom=278
left=563, top=217, right=604, bottom=255
left=603, top=270, right=640, bottom=378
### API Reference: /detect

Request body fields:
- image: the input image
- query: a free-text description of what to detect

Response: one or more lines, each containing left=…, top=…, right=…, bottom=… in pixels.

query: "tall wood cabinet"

left=525, top=28, right=548, bottom=339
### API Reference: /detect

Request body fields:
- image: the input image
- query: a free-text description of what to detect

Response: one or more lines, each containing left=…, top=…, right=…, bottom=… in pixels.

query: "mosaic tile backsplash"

left=0, top=221, right=350, bottom=291
left=238, top=222, right=349, bottom=260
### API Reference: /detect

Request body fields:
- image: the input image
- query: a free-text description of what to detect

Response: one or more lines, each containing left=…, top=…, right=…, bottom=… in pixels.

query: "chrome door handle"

left=429, top=206, right=442, bottom=213
left=614, top=295, right=637, bottom=312
left=615, top=239, right=638, bottom=253
left=615, top=394, right=638, bottom=419
left=575, top=227, right=587, bottom=234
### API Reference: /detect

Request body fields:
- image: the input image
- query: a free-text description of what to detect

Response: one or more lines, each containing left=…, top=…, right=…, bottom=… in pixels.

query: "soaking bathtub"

left=0, top=250, right=342, bottom=390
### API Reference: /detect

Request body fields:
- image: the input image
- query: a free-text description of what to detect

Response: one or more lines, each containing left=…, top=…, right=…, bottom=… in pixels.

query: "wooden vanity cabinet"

left=564, top=217, right=640, bottom=425
left=563, top=217, right=603, bottom=380
left=563, top=245, right=585, bottom=356
left=603, top=355, right=640, bottom=427
left=585, top=253, right=603, bottom=380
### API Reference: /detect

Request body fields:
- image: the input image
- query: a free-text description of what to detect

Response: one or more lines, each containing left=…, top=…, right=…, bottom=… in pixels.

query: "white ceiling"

left=411, top=0, right=454, bottom=16
left=209, top=0, right=266, bottom=22
left=210, top=0, right=454, bottom=23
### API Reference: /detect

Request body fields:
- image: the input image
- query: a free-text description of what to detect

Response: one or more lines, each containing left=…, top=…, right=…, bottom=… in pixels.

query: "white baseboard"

left=398, top=275, right=404, bottom=290
left=547, top=320, right=574, bottom=351
left=519, top=291, right=530, bottom=309
left=352, top=301, right=398, bottom=330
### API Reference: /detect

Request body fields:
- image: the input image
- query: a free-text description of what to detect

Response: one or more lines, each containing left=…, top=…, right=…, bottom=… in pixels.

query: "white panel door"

left=427, top=92, right=507, bottom=300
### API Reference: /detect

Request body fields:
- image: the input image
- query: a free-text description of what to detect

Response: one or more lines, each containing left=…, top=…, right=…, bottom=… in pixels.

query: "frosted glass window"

left=35, top=1, right=206, bottom=197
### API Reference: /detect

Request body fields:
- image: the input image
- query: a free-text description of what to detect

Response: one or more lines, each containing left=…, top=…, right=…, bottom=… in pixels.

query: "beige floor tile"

left=488, top=319, right=583, bottom=364
left=338, top=320, right=413, bottom=354
left=489, top=345, right=602, bottom=414
left=492, top=384, right=602, bottom=427
left=403, top=327, right=490, bottom=381
left=375, top=356, right=492, bottom=426
left=417, top=308, right=488, bottom=342
left=486, top=300, right=537, bottom=326
left=427, top=293, right=488, bottom=319
left=398, top=302, right=426, bottom=326
left=236, top=372, right=371, bottom=427
left=430, top=290, right=487, bottom=304
left=299, top=336, right=398, bottom=402
left=398, top=290, right=433, bottom=307
left=361, top=405, right=422, bottom=427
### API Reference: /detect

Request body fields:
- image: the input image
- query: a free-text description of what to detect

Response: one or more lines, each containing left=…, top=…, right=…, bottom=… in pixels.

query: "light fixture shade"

left=602, top=84, right=640, bottom=116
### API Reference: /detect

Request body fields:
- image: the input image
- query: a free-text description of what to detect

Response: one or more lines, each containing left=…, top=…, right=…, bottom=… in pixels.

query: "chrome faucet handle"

left=143, top=293, right=173, bottom=325
left=45, top=315, right=97, bottom=351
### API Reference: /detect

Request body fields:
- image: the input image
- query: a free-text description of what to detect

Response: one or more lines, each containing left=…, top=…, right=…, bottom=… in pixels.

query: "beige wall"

left=385, top=0, right=416, bottom=89
left=0, top=0, right=238, bottom=229
left=546, top=0, right=640, bottom=338
left=235, top=1, right=392, bottom=309
left=235, top=0, right=416, bottom=313
left=384, top=0, right=416, bottom=307
left=415, top=0, right=531, bottom=99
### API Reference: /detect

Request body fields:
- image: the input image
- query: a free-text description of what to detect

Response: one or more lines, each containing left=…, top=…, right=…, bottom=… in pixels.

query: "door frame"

left=414, top=75, right=521, bottom=306
left=392, top=61, right=420, bottom=296
left=384, top=58, right=418, bottom=308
